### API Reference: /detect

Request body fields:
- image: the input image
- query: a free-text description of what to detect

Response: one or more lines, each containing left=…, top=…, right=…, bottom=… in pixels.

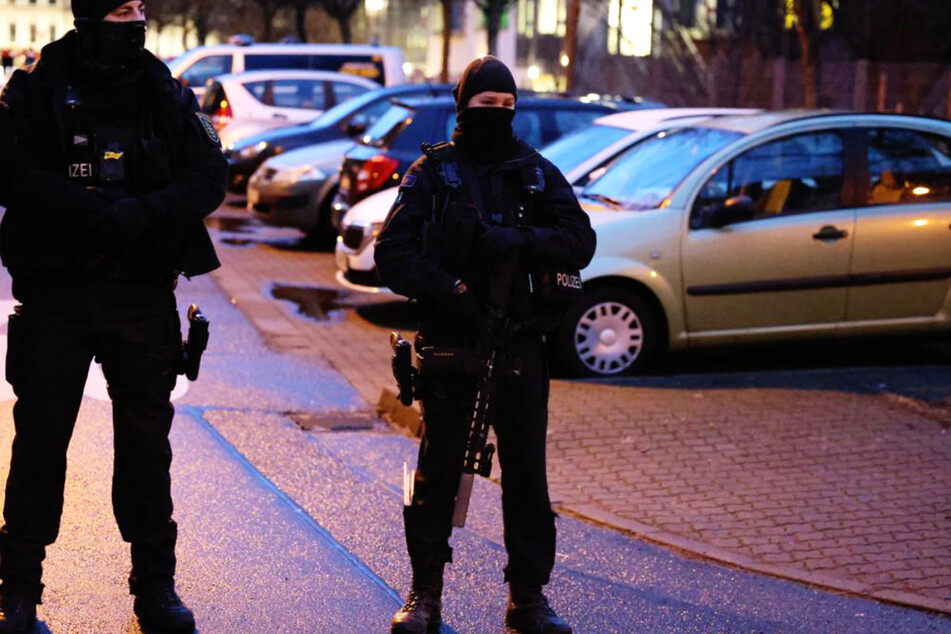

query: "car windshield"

left=361, top=104, right=415, bottom=148
left=541, top=123, right=631, bottom=174
left=310, top=87, right=384, bottom=128
left=581, top=127, right=744, bottom=210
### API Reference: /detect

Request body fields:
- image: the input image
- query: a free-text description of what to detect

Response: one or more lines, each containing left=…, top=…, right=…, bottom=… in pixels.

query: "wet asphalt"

left=0, top=239, right=948, bottom=631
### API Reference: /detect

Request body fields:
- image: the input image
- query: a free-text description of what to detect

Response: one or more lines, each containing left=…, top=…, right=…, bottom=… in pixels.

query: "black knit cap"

left=72, top=0, right=131, bottom=20
left=452, top=56, right=518, bottom=113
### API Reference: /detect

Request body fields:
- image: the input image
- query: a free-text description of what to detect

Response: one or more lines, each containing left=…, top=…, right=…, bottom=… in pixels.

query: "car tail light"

left=354, top=155, right=399, bottom=197
left=212, top=98, right=233, bottom=130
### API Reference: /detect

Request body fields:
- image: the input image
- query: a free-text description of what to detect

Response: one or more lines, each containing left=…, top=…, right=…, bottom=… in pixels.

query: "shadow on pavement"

left=595, top=333, right=951, bottom=403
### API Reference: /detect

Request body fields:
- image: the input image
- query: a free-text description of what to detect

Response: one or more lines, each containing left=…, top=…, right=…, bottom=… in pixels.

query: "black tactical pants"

left=0, top=274, right=182, bottom=602
left=404, top=332, right=556, bottom=587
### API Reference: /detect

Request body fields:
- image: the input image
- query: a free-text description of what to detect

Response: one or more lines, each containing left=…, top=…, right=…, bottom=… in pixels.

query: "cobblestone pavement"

left=208, top=208, right=951, bottom=614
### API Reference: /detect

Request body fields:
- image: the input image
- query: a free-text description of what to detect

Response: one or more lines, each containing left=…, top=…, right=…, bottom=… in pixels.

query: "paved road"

left=0, top=202, right=947, bottom=631
left=207, top=202, right=951, bottom=619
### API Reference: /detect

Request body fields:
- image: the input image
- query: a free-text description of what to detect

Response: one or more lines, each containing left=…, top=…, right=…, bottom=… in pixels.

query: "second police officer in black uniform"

left=375, top=56, right=596, bottom=634
left=0, top=1, right=226, bottom=632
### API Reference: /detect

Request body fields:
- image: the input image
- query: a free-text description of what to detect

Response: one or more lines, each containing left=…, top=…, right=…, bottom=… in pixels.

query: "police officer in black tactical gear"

left=0, top=1, right=226, bottom=631
left=375, top=56, right=596, bottom=634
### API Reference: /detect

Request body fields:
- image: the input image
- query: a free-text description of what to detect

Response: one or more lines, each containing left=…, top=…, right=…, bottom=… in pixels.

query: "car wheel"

left=555, top=287, right=661, bottom=377
left=306, top=187, right=338, bottom=251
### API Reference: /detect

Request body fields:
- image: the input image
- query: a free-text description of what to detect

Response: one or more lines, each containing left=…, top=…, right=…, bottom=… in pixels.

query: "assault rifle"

left=451, top=252, right=518, bottom=528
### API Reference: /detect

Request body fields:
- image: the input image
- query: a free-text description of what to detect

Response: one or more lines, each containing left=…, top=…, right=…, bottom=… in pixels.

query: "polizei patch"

left=196, top=112, right=220, bottom=145
left=555, top=272, right=583, bottom=290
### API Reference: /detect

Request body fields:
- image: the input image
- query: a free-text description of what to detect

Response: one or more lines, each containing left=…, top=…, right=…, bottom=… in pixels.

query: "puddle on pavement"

left=206, top=216, right=253, bottom=233
left=270, top=284, right=362, bottom=322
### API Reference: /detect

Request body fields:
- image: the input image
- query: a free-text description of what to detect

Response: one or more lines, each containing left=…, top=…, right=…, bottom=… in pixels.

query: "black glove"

left=477, top=224, right=528, bottom=267
left=86, top=196, right=149, bottom=243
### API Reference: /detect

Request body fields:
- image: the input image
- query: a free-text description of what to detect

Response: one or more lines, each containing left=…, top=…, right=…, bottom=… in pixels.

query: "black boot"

left=391, top=565, right=444, bottom=634
left=506, top=585, right=571, bottom=634
left=132, top=582, right=195, bottom=633
left=0, top=594, right=36, bottom=634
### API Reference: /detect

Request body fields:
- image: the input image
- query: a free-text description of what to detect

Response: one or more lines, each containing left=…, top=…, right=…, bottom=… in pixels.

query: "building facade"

left=0, top=0, right=199, bottom=66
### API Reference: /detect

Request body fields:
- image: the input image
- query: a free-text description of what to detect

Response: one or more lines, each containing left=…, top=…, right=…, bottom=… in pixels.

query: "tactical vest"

left=62, top=80, right=172, bottom=195
left=421, top=141, right=583, bottom=327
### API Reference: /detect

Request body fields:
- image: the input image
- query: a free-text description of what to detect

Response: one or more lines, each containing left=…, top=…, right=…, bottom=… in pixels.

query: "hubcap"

left=574, top=300, right=644, bottom=375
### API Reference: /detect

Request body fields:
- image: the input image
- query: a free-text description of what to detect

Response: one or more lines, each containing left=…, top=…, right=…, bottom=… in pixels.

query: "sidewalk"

left=0, top=375, right=399, bottom=632
left=209, top=213, right=951, bottom=616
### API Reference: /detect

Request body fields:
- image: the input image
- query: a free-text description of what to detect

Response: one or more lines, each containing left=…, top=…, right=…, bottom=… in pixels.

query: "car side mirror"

left=707, top=195, right=755, bottom=229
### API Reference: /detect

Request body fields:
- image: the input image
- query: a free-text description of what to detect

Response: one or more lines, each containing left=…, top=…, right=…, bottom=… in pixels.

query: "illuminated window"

left=607, top=0, right=653, bottom=57
left=537, top=0, right=566, bottom=35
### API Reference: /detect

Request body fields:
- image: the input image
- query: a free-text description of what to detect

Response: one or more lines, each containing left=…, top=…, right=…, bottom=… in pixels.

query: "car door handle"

left=272, top=113, right=288, bottom=120
left=813, top=225, right=848, bottom=241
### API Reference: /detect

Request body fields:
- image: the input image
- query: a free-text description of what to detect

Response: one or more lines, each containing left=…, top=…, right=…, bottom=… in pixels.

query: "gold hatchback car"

left=559, top=111, right=951, bottom=377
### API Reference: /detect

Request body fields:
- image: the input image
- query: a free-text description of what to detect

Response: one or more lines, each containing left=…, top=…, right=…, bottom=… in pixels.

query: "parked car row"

left=245, top=90, right=653, bottom=245
left=188, top=47, right=951, bottom=381
left=333, top=109, right=951, bottom=378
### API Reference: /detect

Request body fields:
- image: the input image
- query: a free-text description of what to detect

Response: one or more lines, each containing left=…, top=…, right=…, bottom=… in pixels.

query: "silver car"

left=247, top=139, right=356, bottom=246
left=558, top=111, right=951, bottom=376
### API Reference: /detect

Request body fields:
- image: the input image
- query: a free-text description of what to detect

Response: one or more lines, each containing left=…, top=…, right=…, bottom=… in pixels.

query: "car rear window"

left=270, top=79, right=327, bottom=110
left=541, top=123, right=630, bottom=175
left=180, top=54, right=232, bottom=88
left=245, top=54, right=310, bottom=71
left=866, top=128, right=951, bottom=205
left=200, top=82, right=228, bottom=115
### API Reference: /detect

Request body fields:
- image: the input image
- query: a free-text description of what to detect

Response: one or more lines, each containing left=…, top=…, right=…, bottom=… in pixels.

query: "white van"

left=167, top=43, right=406, bottom=99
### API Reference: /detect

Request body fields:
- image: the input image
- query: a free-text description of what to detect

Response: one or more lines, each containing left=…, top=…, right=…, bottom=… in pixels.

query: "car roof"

left=693, top=109, right=951, bottom=134
left=591, top=107, right=761, bottom=131
left=394, top=95, right=622, bottom=109
left=181, top=43, right=403, bottom=55
left=211, top=69, right=380, bottom=85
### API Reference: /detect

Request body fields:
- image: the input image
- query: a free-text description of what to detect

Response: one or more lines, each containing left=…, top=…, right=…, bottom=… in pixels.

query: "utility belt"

left=389, top=332, right=527, bottom=406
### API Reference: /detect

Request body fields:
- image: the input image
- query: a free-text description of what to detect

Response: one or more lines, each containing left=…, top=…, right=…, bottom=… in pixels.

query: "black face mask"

left=75, top=19, right=146, bottom=79
left=452, top=107, right=517, bottom=164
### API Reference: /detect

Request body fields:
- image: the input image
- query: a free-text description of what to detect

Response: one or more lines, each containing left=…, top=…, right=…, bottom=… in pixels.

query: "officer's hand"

left=476, top=225, right=527, bottom=266
left=101, top=197, right=149, bottom=242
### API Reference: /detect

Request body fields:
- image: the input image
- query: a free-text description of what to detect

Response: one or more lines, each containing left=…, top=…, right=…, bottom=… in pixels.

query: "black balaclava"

left=451, top=56, right=518, bottom=164
left=73, top=0, right=147, bottom=81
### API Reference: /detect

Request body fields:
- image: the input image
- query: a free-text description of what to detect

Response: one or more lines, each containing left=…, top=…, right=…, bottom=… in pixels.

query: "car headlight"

left=270, top=164, right=326, bottom=186
left=237, top=142, right=267, bottom=160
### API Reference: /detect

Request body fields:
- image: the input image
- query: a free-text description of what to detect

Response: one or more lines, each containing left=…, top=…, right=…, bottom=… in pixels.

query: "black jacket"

left=375, top=139, right=595, bottom=335
left=0, top=32, right=226, bottom=280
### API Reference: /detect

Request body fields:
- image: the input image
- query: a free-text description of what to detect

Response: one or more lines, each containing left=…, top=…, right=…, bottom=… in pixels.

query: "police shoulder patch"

left=195, top=112, right=220, bottom=145
left=400, top=173, right=417, bottom=189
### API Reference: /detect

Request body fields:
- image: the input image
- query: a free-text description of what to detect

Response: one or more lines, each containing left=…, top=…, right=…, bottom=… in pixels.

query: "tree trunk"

left=563, top=0, right=580, bottom=91
left=793, top=0, right=819, bottom=108
left=486, top=0, right=502, bottom=56
left=440, top=0, right=452, bottom=82
left=296, top=2, right=308, bottom=42
left=260, top=1, right=277, bottom=42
